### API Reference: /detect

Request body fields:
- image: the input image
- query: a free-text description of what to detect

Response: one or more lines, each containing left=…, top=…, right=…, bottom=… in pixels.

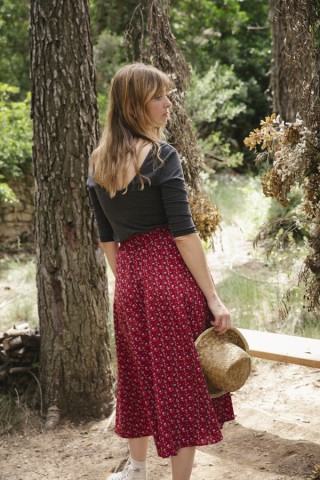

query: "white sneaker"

left=107, top=460, right=147, bottom=480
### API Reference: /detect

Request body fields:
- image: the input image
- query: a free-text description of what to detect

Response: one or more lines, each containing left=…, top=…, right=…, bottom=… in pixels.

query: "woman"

left=87, top=63, right=234, bottom=480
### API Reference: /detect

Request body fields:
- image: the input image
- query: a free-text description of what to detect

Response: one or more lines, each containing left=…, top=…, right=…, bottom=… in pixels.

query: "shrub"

left=0, top=83, right=32, bottom=203
left=0, top=84, right=32, bottom=179
left=186, top=63, right=246, bottom=168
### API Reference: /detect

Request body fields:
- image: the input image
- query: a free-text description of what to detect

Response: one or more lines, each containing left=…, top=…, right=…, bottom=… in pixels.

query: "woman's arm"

left=100, top=241, right=119, bottom=276
left=174, top=232, right=231, bottom=335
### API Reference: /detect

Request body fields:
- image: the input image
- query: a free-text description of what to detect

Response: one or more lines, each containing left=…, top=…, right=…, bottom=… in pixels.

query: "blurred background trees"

left=0, top=0, right=271, bottom=203
left=0, top=0, right=319, bottom=318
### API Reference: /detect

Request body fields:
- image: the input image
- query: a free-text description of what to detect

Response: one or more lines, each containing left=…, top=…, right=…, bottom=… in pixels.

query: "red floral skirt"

left=113, top=226, right=234, bottom=458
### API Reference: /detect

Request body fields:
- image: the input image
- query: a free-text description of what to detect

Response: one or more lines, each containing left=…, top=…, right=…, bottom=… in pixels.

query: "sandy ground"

left=1, top=360, right=320, bottom=480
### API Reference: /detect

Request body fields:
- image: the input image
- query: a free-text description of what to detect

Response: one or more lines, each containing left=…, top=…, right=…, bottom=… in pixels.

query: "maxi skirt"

left=113, top=226, right=235, bottom=458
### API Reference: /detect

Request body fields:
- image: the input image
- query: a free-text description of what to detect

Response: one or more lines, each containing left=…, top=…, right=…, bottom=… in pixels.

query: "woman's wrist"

left=202, top=276, right=220, bottom=304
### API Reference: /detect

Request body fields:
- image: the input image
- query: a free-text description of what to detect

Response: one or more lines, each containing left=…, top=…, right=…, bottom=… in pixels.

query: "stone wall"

left=0, top=176, right=34, bottom=245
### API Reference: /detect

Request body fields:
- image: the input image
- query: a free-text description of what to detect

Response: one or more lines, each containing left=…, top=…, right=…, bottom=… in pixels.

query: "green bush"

left=93, top=29, right=126, bottom=94
left=0, top=84, right=32, bottom=180
left=0, top=83, right=32, bottom=204
left=0, top=0, right=30, bottom=93
left=0, top=180, right=18, bottom=205
left=186, top=63, right=247, bottom=168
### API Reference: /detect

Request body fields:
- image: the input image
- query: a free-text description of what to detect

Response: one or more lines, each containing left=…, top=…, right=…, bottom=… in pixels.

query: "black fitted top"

left=87, top=142, right=196, bottom=242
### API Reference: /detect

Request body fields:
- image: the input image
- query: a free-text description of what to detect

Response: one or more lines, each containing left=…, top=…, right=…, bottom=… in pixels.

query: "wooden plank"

left=238, top=328, right=320, bottom=368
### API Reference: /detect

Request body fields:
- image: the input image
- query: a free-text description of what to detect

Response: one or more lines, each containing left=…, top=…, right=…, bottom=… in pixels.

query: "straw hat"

left=195, top=327, right=251, bottom=398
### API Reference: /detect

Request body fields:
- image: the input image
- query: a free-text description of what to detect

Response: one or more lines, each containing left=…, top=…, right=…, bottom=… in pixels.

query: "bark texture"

left=269, top=0, right=318, bottom=125
left=30, top=0, right=114, bottom=421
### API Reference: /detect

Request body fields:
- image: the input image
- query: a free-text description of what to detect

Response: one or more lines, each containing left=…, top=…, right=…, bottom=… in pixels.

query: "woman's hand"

left=207, top=297, right=231, bottom=335
left=173, top=234, right=231, bottom=334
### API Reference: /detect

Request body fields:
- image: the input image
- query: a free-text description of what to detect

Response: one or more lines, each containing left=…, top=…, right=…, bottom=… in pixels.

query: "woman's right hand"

left=207, top=297, right=231, bottom=335
left=173, top=233, right=231, bottom=335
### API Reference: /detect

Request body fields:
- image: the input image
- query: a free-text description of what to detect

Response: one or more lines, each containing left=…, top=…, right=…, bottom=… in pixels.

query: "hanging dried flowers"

left=244, top=114, right=320, bottom=309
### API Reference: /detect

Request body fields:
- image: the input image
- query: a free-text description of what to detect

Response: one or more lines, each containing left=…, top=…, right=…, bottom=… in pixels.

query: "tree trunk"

left=269, top=0, right=296, bottom=122
left=30, top=0, right=114, bottom=422
left=269, top=0, right=315, bottom=124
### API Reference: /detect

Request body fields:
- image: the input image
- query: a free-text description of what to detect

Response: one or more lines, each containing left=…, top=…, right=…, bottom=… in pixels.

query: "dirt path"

left=1, top=360, right=320, bottom=480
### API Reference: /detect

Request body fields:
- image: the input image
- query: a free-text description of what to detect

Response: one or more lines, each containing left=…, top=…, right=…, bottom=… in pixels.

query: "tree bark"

left=269, top=0, right=296, bottom=122
left=30, top=0, right=114, bottom=422
left=269, top=0, right=316, bottom=124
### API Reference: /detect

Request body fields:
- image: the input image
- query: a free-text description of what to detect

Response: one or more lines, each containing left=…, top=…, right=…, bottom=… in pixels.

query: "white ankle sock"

left=130, top=457, right=147, bottom=470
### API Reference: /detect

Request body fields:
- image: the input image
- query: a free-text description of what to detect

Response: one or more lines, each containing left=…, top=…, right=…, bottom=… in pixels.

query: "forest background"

left=1, top=0, right=319, bottom=340
left=1, top=4, right=320, bottom=479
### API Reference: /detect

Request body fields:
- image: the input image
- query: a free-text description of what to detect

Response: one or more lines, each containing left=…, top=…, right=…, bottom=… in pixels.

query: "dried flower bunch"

left=188, top=189, right=221, bottom=243
left=244, top=114, right=319, bottom=207
left=244, top=114, right=320, bottom=309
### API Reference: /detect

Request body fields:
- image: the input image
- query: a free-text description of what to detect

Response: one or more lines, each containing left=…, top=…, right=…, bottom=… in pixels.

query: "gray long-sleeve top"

left=87, top=142, right=196, bottom=242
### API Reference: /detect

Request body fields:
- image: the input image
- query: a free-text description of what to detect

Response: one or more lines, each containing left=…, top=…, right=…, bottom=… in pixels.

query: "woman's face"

left=145, top=91, right=172, bottom=128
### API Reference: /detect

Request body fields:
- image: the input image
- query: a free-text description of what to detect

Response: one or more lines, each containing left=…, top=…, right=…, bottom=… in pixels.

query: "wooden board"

left=238, top=328, right=320, bottom=368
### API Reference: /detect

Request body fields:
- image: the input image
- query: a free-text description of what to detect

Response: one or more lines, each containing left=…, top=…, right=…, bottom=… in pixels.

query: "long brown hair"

left=90, top=63, right=173, bottom=197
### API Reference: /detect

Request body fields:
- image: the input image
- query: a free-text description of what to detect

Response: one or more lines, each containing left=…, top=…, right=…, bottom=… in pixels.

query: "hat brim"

left=195, top=326, right=249, bottom=352
left=195, top=327, right=251, bottom=398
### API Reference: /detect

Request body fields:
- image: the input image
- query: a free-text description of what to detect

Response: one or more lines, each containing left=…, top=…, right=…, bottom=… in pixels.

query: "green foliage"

left=90, top=0, right=139, bottom=39
left=94, top=30, right=126, bottom=94
left=208, top=173, right=271, bottom=237
left=0, top=0, right=30, bottom=94
left=97, top=92, right=109, bottom=128
left=186, top=64, right=246, bottom=167
left=0, top=180, right=18, bottom=205
left=0, top=255, right=38, bottom=332
left=0, top=83, right=20, bottom=97
left=171, top=0, right=271, bottom=163
left=93, top=28, right=126, bottom=124
left=232, top=0, right=271, bottom=116
left=198, top=132, right=243, bottom=169
left=171, top=0, right=248, bottom=72
left=0, top=84, right=32, bottom=181
left=187, top=64, right=246, bottom=127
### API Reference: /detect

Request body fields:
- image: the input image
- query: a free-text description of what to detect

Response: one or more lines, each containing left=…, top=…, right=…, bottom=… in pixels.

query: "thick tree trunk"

left=30, top=0, right=114, bottom=422
left=269, top=0, right=296, bottom=122
left=269, top=0, right=315, bottom=124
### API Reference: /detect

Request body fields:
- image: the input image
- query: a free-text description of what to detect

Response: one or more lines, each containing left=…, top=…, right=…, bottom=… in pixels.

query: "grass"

left=0, top=254, right=38, bottom=332
left=207, top=173, right=320, bottom=338
left=0, top=392, right=24, bottom=433
left=217, top=271, right=280, bottom=330
left=0, top=390, right=44, bottom=434
left=207, top=173, right=272, bottom=238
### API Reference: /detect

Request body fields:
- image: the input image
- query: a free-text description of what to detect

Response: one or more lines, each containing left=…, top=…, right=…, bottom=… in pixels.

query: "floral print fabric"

left=113, top=226, right=235, bottom=458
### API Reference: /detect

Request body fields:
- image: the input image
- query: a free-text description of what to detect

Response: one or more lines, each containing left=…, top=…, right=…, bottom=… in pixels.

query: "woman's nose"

left=165, top=96, right=172, bottom=107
